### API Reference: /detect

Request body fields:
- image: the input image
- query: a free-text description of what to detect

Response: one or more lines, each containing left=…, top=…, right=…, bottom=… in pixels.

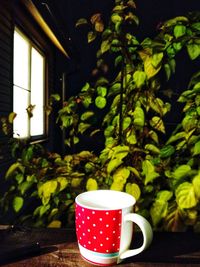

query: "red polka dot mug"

left=75, top=190, right=153, bottom=266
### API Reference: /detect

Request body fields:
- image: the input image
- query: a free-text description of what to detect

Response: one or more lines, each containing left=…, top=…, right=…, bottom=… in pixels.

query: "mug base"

left=79, top=244, right=119, bottom=266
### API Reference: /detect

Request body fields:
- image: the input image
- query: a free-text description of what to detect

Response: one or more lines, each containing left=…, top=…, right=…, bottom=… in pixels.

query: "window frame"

left=13, top=22, right=49, bottom=142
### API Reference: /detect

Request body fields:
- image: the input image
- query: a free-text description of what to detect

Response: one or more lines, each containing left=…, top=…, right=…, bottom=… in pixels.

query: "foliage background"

left=0, top=0, right=200, bottom=231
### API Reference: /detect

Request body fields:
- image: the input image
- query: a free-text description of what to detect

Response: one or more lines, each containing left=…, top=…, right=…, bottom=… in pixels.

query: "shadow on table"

left=127, top=231, right=200, bottom=264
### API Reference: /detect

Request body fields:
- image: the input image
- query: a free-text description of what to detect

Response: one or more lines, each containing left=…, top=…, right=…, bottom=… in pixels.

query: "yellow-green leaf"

left=71, top=178, right=83, bottom=188
left=101, top=40, right=110, bottom=54
left=133, top=106, right=145, bottom=127
left=57, top=177, right=68, bottom=191
left=81, top=111, right=94, bottom=121
left=150, top=116, right=165, bottom=133
left=113, top=167, right=130, bottom=183
left=150, top=200, right=168, bottom=226
left=173, top=165, right=191, bottom=180
left=13, top=196, right=23, bottom=213
left=107, top=158, right=123, bottom=174
left=8, top=112, right=17, bottom=123
left=126, top=183, right=141, bottom=200
left=88, top=31, right=97, bottom=43
left=75, top=18, right=88, bottom=27
left=151, top=52, right=163, bottom=68
left=142, top=160, right=160, bottom=185
left=174, top=25, right=186, bottom=38
left=133, top=70, right=146, bottom=88
left=144, top=56, right=161, bottom=79
left=95, top=96, right=107, bottom=109
left=48, top=220, right=62, bottom=228
left=6, top=162, right=24, bottom=179
left=176, top=182, right=197, bottom=209
left=145, top=144, right=160, bottom=154
left=193, top=140, right=200, bottom=156
left=86, top=178, right=98, bottom=191
left=187, top=44, right=200, bottom=60
left=192, top=172, right=200, bottom=199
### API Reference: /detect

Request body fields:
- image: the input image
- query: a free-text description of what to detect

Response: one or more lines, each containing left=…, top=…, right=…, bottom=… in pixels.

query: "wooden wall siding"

left=0, top=0, right=58, bottom=185
left=0, top=0, right=14, bottom=183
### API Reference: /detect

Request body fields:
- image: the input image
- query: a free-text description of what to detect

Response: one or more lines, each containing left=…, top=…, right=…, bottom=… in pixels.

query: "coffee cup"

left=75, top=190, right=153, bottom=266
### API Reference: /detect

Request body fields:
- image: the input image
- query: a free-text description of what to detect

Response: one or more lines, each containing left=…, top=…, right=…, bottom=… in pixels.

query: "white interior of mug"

left=76, top=190, right=135, bottom=210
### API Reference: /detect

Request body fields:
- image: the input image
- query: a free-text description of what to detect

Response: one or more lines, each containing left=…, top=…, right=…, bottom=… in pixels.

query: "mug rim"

left=75, top=190, right=136, bottom=210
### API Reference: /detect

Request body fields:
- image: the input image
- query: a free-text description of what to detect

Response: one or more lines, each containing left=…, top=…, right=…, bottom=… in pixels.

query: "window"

left=13, top=27, right=46, bottom=139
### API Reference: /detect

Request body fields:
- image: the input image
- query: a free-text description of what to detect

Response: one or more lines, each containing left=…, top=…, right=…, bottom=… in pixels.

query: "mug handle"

left=120, top=213, right=153, bottom=260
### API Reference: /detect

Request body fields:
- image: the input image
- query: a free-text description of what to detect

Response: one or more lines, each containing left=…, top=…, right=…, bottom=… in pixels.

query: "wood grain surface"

left=0, top=227, right=200, bottom=267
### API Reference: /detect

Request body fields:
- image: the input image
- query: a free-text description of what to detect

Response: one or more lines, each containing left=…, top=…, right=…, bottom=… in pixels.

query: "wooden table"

left=0, top=226, right=200, bottom=266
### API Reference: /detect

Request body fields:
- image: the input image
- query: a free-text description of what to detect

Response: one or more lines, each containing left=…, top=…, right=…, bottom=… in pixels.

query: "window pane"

left=13, top=30, right=29, bottom=89
left=30, top=47, right=45, bottom=136
left=13, top=86, right=29, bottom=138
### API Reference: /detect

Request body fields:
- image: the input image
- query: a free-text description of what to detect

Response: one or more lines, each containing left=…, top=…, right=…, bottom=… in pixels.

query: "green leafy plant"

left=1, top=0, right=200, bottom=230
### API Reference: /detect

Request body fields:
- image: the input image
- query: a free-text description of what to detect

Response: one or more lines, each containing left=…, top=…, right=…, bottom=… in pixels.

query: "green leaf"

left=15, top=173, right=24, bottom=184
left=48, top=220, right=62, bottom=228
left=160, top=145, right=175, bottom=158
left=173, top=165, right=191, bottom=180
left=126, top=130, right=137, bottom=144
left=108, top=83, right=121, bottom=97
left=18, top=181, right=33, bottom=195
left=78, top=122, right=91, bottom=134
left=133, top=70, right=146, bottom=88
left=174, top=25, right=186, bottom=38
left=101, top=40, right=110, bottom=54
left=187, top=44, right=200, bottom=60
left=13, top=196, right=24, bottom=212
left=38, top=181, right=58, bottom=205
left=57, top=177, right=68, bottom=191
left=156, top=190, right=173, bottom=202
left=150, top=200, right=168, bottom=226
left=8, top=112, right=17, bottom=123
left=86, top=178, right=98, bottom=191
left=144, top=56, right=161, bottom=79
left=142, top=160, right=160, bottom=185
left=145, top=144, right=160, bottom=154
left=151, top=52, right=163, bottom=68
left=81, top=111, right=94, bottom=121
left=126, top=183, right=141, bottom=200
left=150, top=116, right=165, bottom=133
left=114, top=55, right=123, bottom=66
left=182, top=114, right=197, bottom=132
left=82, top=95, right=92, bottom=108
left=175, top=182, right=197, bottom=209
left=192, top=172, right=200, bottom=199
left=166, top=132, right=185, bottom=144
left=97, top=86, right=107, bottom=97
left=193, top=140, right=200, bottom=156
left=88, top=31, right=97, bottom=43
left=75, top=18, right=88, bottom=27
left=133, top=106, right=145, bottom=127
left=113, top=167, right=130, bottom=182
left=81, top=82, right=90, bottom=92
left=6, top=162, right=24, bottom=179
left=123, top=117, right=131, bottom=130
left=95, top=96, right=107, bottom=109
left=163, top=16, right=188, bottom=28
left=164, top=64, right=171, bottom=80
left=111, top=13, right=122, bottom=24
left=191, top=22, right=200, bottom=31
left=107, top=158, right=123, bottom=174
left=110, top=145, right=130, bottom=160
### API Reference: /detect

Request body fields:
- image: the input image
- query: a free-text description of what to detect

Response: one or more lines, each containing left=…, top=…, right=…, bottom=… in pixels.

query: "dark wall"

left=0, top=1, right=14, bottom=179
left=0, top=0, right=62, bottom=186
